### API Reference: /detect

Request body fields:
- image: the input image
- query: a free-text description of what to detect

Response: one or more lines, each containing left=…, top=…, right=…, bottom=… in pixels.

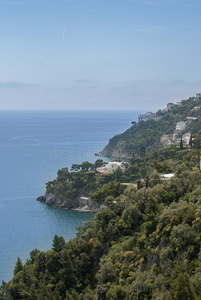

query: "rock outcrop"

left=96, top=148, right=132, bottom=159
left=73, top=196, right=101, bottom=213
left=37, top=194, right=100, bottom=213
left=37, top=193, right=79, bottom=209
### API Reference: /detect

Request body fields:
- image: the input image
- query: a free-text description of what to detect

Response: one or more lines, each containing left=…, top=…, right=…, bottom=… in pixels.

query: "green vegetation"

left=2, top=161, right=201, bottom=299
left=103, top=115, right=177, bottom=156
left=2, top=95, right=201, bottom=299
left=43, top=143, right=196, bottom=207
left=100, top=96, right=201, bottom=158
left=45, top=160, right=108, bottom=207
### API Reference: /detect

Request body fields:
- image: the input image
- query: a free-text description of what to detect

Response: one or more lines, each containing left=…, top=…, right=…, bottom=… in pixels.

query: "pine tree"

left=58, top=249, right=76, bottom=296
left=169, top=273, right=197, bottom=300
left=180, top=137, right=183, bottom=150
left=51, top=234, right=65, bottom=253
left=13, top=257, right=23, bottom=275
left=189, top=134, right=193, bottom=147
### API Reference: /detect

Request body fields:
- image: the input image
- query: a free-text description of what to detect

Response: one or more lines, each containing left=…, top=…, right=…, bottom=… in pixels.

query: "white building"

left=107, top=162, right=126, bottom=172
left=175, top=121, right=187, bottom=131
left=160, top=174, right=174, bottom=181
left=138, top=112, right=162, bottom=122
left=186, top=117, right=198, bottom=121
left=195, top=93, right=201, bottom=101
left=191, top=106, right=201, bottom=111
left=182, top=132, right=191, bottom=145
left=96, top=161, right=126, bottom=173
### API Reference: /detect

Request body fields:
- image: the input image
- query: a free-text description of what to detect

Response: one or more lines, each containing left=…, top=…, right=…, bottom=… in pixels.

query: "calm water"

left=0, top=110, right=140, bottom=283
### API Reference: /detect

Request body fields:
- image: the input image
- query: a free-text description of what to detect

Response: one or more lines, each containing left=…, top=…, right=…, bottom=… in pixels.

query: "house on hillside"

left=182, top=133, right=191, bottom=145
left=175, top=121, right=187, bottom=131
left=160, top=134, right=172, bottom=146
left=138, top=112, right=162, bottom=122
left=191, top=106, right=201, bottom=111
left=160, top=174, right=174, bottom=181
left=96, top=161, right=126, bottom=173
left=195, top=93, right=201, bottom=101
left=186, top=117, right=198, bottom=121
left=167, top=103, right=175, bottom=110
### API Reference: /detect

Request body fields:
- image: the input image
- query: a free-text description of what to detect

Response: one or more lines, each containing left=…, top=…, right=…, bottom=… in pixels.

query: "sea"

left=0, top=110, right=141, bottom=283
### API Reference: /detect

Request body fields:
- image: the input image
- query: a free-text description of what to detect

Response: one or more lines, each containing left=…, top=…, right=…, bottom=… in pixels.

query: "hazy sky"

left=0, top=0, right=201, bottom=110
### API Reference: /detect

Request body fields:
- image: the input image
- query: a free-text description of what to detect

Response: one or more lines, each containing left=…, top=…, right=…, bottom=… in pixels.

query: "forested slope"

left=2, top=155, right=201, bottom=299
left=99, top=96, right=201, bottom=158
left=2, top=95, right=201, bottom=299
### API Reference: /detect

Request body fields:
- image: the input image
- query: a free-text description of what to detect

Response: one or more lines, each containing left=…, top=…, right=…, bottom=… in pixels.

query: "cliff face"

left=73, top=196, right=101, bottom=213
left=97, top=116, right=177, bottom=159
left=98, top=97, right=201, bottom=159
left=37, top=193, right=77, bottom=209
left=37, top=193, right=100, bottom=213
left=96, top=147, right=133, bottom=159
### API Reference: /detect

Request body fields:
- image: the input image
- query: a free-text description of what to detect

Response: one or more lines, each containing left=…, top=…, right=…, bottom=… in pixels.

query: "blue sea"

left=0, top=110, right=140, bottom=283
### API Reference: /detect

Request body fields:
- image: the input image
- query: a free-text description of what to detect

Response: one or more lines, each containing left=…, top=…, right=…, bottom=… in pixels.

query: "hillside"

left=2, top=94, right=201, bottom=299
left=36, top=142, right=196, bottom=212
left=2, top=160, right=201, bottom=299
left=98, top=95, right=201, bottom=158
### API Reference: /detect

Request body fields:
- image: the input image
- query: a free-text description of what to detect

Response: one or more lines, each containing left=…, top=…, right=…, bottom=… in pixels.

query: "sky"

left=0, top=0, right=201, bottom=111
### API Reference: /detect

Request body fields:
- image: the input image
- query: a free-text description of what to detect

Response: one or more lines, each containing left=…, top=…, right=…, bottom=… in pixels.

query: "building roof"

left=160, top=173, right=174, bottom=180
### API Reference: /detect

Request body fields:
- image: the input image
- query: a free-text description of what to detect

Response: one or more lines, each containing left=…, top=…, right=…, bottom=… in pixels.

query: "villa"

left=175, top=121, right=187, bottom=131
left=96, top=161, right=126, bottom=173
left=195, top=93, right=201, bottom=101
left=138, top=112, right=162, bottom=122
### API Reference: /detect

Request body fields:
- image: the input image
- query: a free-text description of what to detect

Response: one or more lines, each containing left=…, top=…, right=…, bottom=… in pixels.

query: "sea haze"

left=0, top=110, right=141, bottom=283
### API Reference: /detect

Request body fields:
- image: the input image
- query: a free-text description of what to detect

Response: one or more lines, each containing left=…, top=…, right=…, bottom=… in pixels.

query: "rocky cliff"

left=37, top=193, right=100, bottom=213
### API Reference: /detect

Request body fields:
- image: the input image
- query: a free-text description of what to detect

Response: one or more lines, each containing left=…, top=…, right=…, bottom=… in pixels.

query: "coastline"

left=37, top=194, right=101, bottom=213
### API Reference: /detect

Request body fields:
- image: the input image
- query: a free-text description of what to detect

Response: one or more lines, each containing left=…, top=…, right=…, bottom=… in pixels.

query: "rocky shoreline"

left=95, top=148, right=133, bottom=159
left=37, top=193, right=101, bottom=213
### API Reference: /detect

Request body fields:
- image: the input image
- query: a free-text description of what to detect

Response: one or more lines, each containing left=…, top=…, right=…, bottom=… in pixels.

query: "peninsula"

left=37, top=93, right=201, bottom=212
left=2, top=93, right=201, bottom=299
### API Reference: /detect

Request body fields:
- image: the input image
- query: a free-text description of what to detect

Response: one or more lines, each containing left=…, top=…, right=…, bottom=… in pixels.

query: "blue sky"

left=0, top=0, right=201, bottom=110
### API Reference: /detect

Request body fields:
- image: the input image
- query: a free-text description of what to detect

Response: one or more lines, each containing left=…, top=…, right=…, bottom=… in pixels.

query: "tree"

left=45, top=250, right=60, bottom=274
left=114, top=167, right=123, bottom=181
left=94, top=159, right=105, bottom=168
left=14, top=257, right=23, bottom=275
left=36, top=283, right=62, bottom=300
left=106, top=285, right=128, bottom=300
left=91, top=182, right=120, bottom=203
left=193, top=130, right=201, bottom=150
left=154, top=160, right=173, bottom=174
left=143, top=194, right=160, bottom=234
left=195, top=149, right=201, bottom=166
left=145, top=195, right=160, bottom=221
left=93, top=207, right=115, bottom=232
left=148, top=170, right=161, bottom=187
left=137, top=179, right=143, bottom=190
left=80, top=161, right=93, bottom=172
left=59, top=249, right=76, bottom=291
left=65, top=290, right=79, bottom=300
left=189, top=134, right=193, bottom=147
left=180, top=137, right=183, bottom=150
left=96, top=284, right=108, bottom=300
left=71, top=164, right=81, bottom=172
left=99, top=261, right=117, bottom=284
left=52, top=235, right=65, bottom=253
left=169, top=273, right=197, bottom=300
